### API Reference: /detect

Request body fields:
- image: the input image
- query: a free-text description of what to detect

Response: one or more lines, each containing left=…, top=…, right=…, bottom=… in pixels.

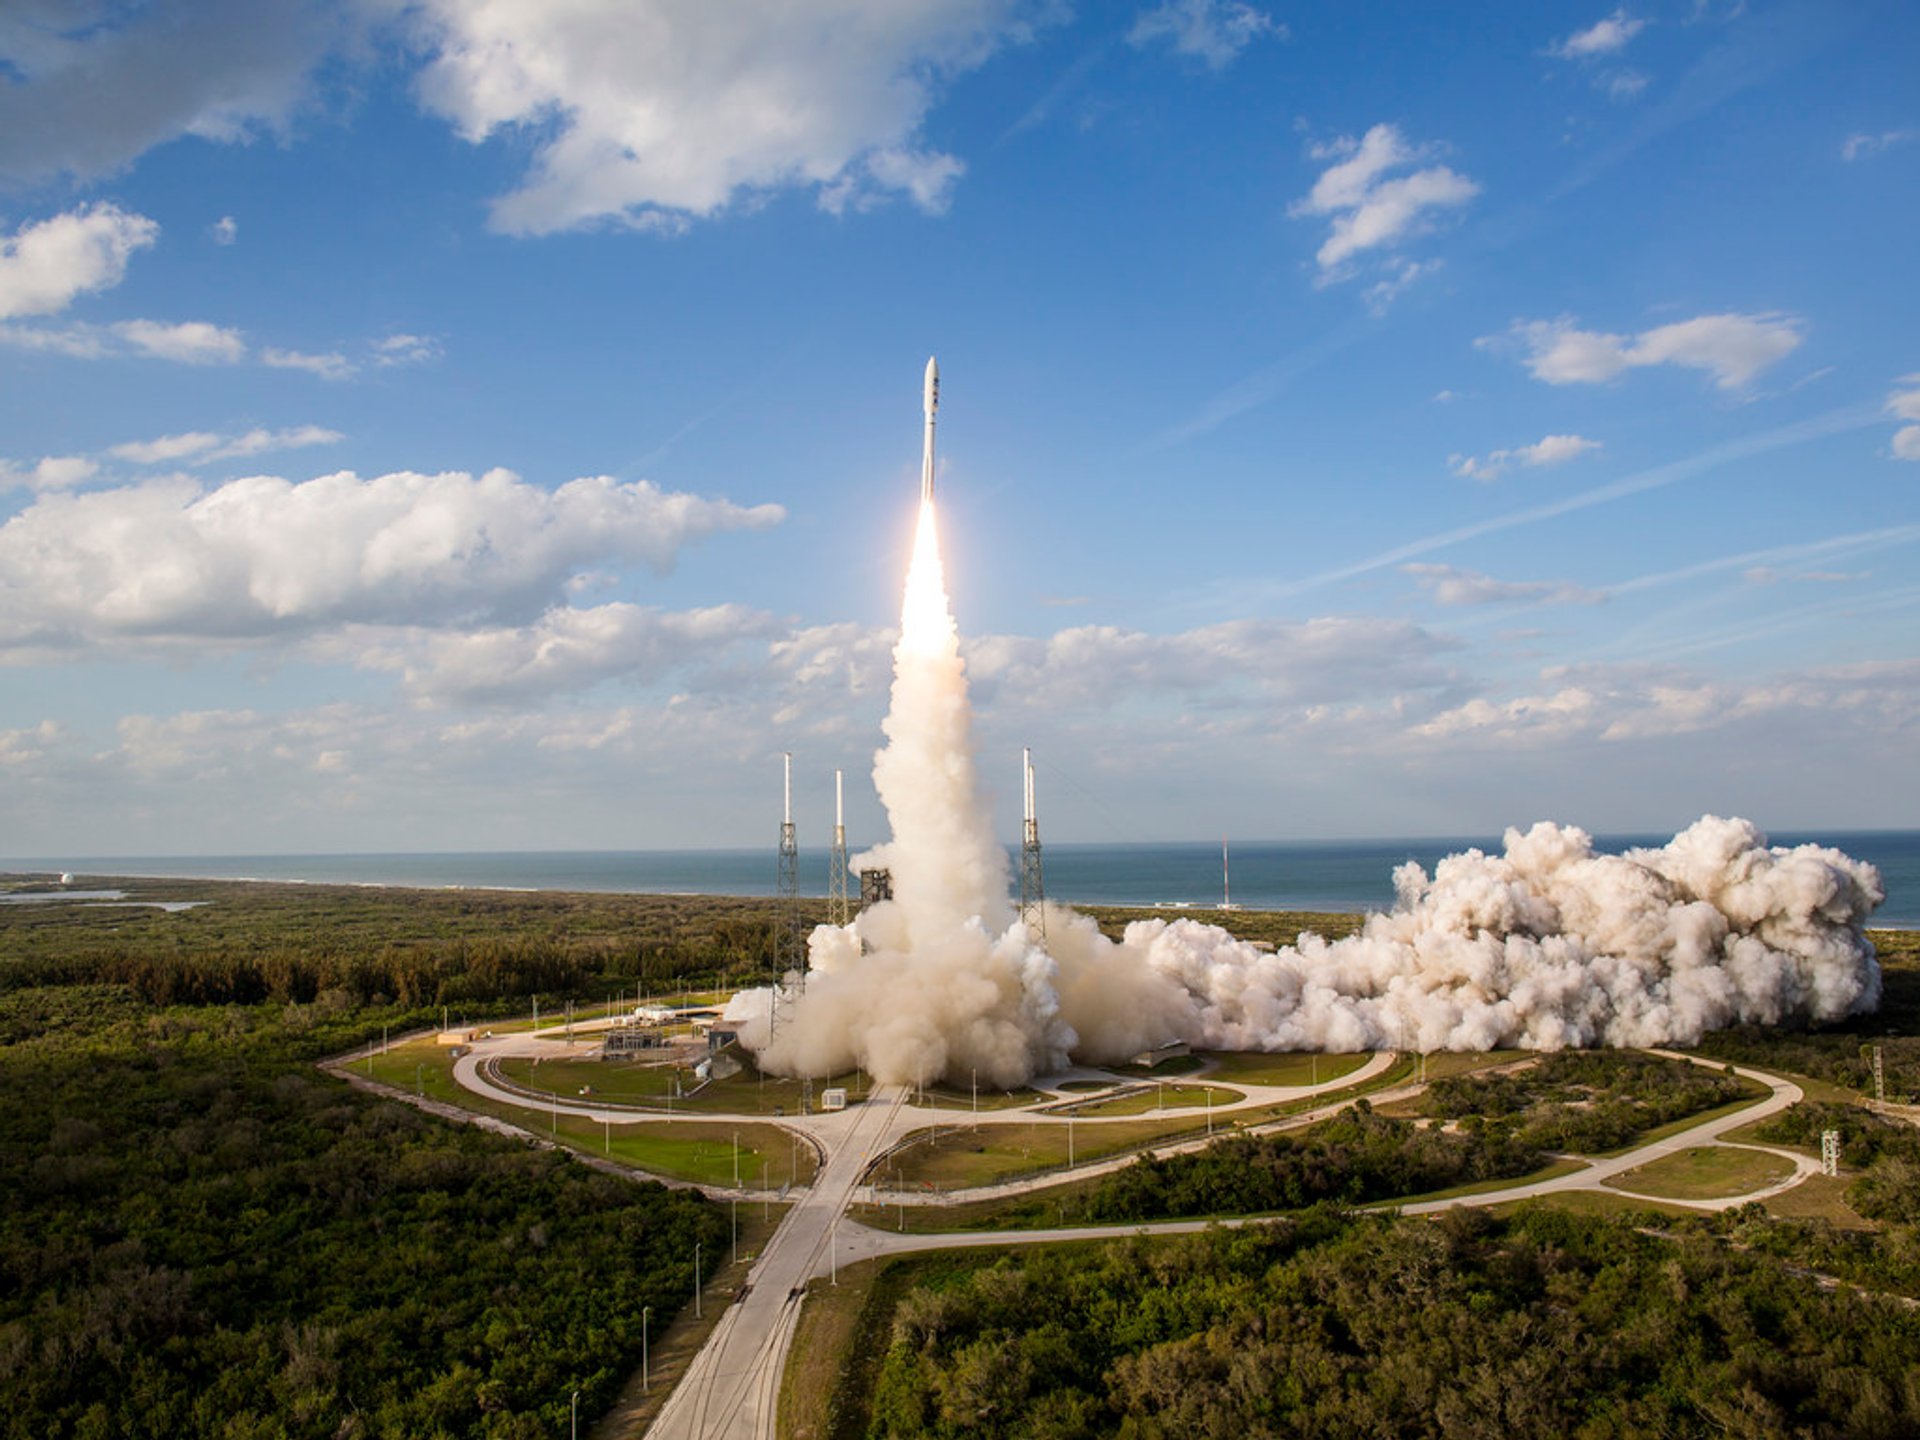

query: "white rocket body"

left=920, top=356, right=939, bottom=503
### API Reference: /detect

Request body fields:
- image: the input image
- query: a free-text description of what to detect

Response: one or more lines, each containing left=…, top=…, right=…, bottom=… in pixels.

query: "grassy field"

left=1603, top=1145, right=1797, bottom=1201
left=356, top=1035, right=817, bottom=1185
left=494, top=1051, right=870, bottom=1116
left=1059, top=1082, right=1243, bottom=1116
left=1760, top=1172, right=1876, bottom=1228
left=1197, top=1050, right=1372, bottom=1086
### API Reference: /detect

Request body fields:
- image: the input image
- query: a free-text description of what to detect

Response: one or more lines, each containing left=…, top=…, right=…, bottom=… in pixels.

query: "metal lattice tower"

left=828, top=768, right=850, bottom=926
left=776, top=753, right=804, bottom=987
left=1871, top=1044, right=1886, bottom=1103
left=1019, top=747, right=1046, bottom=941
left=1821, top=1130, right=1841, bottom=1177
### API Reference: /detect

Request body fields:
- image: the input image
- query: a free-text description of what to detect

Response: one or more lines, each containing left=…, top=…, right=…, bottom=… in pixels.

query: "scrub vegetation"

left=848, top=1209, right=1920, bottom=1439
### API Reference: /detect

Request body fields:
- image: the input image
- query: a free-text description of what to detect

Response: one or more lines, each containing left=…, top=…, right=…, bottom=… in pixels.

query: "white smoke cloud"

left=739, top=493, right=1884, bottom=1087
left=748, top=815, right=1883, bottom=1084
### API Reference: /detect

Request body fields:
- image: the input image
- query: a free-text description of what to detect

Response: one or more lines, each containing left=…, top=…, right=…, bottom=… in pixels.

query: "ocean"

left=7, top=830, right=1917, bottom=927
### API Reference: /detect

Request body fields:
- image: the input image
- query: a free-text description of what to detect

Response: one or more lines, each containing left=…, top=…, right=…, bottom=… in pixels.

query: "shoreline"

left=2, top=867, right=1915, bottom=932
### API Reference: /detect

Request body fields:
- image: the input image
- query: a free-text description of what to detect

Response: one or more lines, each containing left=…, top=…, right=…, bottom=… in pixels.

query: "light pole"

left=830, top=1218, right=838, bottom=1285
left=570, top=1390, right=578, bottom=1440
left=694, top=1242, right=702, bottom=1319
left=1068, top=1113, right=1075, bottom=1168
left=642, top=1307, right=651, bottom=1393
left=731, top=1196, right=738, bottom=1267
left=971, top=1068, right=977, bottom=1126
left=732, top=1130, right=740, bottom=1187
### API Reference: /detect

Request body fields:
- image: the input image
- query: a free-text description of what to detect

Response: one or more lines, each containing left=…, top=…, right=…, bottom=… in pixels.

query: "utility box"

left=821, top=1087, right=848, bottom=1112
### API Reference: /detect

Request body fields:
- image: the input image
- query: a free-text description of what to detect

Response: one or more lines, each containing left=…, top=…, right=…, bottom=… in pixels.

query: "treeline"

left=1082, top=1104, right=1543, bottom=1221
left=0, top=986, right=727, bottom=1439
left=0, top=880, right=845, bottom=1006
left=859, top=1208, right=1920, bottom=1438
left=1424, top=1050, right=1750, bottom=1153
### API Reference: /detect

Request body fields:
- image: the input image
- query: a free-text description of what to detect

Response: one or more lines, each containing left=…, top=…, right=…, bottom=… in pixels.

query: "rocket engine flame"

left=735, top=377, right=1885, bottom=1089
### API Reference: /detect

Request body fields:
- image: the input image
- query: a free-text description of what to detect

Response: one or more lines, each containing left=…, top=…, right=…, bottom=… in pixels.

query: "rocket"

left=921, top=356, right=939, bottom=502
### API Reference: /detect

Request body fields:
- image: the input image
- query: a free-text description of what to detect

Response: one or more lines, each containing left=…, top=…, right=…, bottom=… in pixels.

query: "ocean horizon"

left=7, top=828, right=1917, bottom=928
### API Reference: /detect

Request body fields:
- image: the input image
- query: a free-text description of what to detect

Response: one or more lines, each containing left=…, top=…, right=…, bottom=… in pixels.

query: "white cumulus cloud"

left=1449, top=433, right=1602, bottom=481
left=262, top=346, right=355, bottom=380
left=1128, top=0, right=1285, bottom=69
left=0, top=454, right=99, bottom=493
left=1889, top=375, right=1920, bottom=461
left=0, top=0, right=347, bottom=186
left=1497, top=312, right=1803, bottom=390
left=407, top=0, right=1049, bottom=234
left=0, top=203, right=157, bottom=321
left=0, top=468, right=785, bottom=652
left=1291, top=123, right=1478, bottom=280
left=358, top=602, right=786, bottom=705
left=113, top=319, right=248, bottom=365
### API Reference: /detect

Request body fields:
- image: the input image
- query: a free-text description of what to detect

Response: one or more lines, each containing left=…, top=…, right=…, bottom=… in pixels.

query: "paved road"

left=643, top=1084, right=908, bottom=1440
left=1394, top=1052, right=1815, bottom=1216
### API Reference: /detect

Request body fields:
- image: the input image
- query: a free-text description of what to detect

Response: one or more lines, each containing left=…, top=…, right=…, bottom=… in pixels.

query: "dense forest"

left=0, top=911, right=728, bottom=1438
left=859, top=1209, right=1920, bottom=1439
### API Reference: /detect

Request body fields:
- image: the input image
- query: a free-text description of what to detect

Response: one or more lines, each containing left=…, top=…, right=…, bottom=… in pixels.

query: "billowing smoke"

left=737, top=502, right=1884, bottom=1087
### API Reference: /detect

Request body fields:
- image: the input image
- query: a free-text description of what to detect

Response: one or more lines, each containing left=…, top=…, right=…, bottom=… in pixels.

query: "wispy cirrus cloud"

left=1548, top=9, right=1647, bottom=60
left=1128, top=0, right=1285, bottom=69
left=1401, top=564, right=1603, bottom=608
left=108, top=425, right=345, bottom=466
left=1842, top=128, right=1916, bottom=163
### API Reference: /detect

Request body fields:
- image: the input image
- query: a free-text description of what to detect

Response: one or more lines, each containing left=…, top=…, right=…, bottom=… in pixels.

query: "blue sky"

left=2, top=0, right=1916, bottom=856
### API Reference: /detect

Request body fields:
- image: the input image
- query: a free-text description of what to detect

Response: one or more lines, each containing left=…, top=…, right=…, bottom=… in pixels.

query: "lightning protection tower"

left=828, top=768, right=851, bottom=926
left=1019, top=747, right=1046, bottom=941
left=776, top=753, right=804, bottom=988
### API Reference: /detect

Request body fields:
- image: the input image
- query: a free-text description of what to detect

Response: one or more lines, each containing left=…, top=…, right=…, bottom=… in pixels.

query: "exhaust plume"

left=737, top=490, right=1884, bottom=1088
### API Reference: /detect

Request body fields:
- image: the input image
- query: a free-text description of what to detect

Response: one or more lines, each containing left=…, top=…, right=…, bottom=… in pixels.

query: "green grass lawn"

left=915, top=1079, right=1046, bottom=1111
left=547, top=1116, right=817, bottom=1188
left=494, top=1052, right=870, bottom=1116
left=1062, top=1083, right=1243, bottom=1117
left=356, top=1037, right=816, bottom=1186
left=1603, top=1145, right=1796, bottom=1201
left=1198, top=1051, right=1371, bottom=1086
